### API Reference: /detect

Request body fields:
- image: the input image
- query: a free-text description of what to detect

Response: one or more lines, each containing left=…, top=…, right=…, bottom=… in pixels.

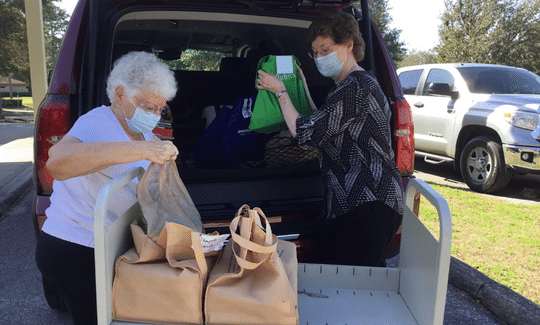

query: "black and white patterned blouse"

left=295, top=70, right=404, bottom=219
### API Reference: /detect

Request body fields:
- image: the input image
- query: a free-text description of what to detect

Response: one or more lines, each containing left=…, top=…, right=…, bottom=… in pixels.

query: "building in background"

left=0, top=77, right=29, bottom=97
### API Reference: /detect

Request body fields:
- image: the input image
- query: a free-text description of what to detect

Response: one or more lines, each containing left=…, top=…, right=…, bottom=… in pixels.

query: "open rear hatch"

left=105, top=1, right=371, bottom=245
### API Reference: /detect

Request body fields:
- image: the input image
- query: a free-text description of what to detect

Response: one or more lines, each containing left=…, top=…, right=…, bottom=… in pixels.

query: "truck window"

left=422, top=69, right=455, bottom=96
left=458, top=66, right=540, bottom=94
left=398, top=69, right=423, bottom=95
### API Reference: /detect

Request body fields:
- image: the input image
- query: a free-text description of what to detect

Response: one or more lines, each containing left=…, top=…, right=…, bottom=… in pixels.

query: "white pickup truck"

left=398, top=63, right=540, bottom=193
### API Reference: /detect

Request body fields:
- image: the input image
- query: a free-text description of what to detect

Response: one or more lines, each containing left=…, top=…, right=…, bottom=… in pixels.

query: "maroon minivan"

left=34, top=0, right=414, bottom=309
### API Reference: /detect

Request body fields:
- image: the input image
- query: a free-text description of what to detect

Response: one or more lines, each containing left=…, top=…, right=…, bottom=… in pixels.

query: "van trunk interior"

left=109, top=10, right=373, bottom=261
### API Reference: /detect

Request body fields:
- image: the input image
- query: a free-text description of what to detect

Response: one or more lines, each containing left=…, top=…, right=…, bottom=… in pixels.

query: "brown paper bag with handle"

left=112, top=221, right=214, bottom=325
left=205, top=205, right=299, bottom=325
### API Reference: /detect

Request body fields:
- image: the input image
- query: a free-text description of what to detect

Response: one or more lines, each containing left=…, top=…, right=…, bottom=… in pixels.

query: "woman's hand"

left=257, top=70, right=286, bottom=95
left=47, top=136, right=179, bottom=181
left=142, top=140, right=179, bottom=165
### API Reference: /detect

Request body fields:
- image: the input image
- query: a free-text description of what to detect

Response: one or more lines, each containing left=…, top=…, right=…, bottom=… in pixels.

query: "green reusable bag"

left=249, top=55, right=313, bottom=134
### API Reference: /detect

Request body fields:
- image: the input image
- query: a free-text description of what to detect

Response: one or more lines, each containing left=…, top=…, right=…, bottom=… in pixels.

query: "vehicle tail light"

left=153, top=124, right=174, bottom=140
left=35, top=95, right=71, bottom=196
left=392, top=98, right=415, bottom=176
left=33, top=95, right=71, bottom=233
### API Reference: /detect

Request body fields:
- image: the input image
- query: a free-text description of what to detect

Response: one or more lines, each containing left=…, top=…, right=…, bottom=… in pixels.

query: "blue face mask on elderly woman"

left=314, top=51, right=344, bottom=79
left=123, top=98, right=162, bottom=133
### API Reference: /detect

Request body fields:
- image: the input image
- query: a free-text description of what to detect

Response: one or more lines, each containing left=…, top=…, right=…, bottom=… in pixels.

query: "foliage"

left=397, top=49, right=440, bottom=69
left=43, top=0, right=69, bottom=72
left=0, top=0, right=29, bottom=82
left=0, top=0, right=69, bottom=83
left=1, top=98, right=24, bottom=107
left=437, top=0, right=540, bottom=75
left=355, top=0, right=406, bottom=63
left=165, top=50, right=231, bottom=72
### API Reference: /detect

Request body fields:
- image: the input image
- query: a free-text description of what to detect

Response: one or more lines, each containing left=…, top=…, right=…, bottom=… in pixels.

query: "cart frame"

left=95, top=168, right=452, bottom=325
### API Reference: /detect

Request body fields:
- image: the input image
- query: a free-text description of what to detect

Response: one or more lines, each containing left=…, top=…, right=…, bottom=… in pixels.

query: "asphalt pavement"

left=0, top=120, right=34, bottom=221
left=0, top=118, right=539, bottom=324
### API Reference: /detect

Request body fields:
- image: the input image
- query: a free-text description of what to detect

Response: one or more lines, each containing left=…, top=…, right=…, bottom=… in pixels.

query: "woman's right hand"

left=142, top=140, right=179, bottom=165
left=47, top=136, right=180, bottom=181
left=257, top=70, right=286, bottom=95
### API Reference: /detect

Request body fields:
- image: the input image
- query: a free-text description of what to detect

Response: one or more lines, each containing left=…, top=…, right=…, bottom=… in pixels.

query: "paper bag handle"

left=191, top=232, right=208, bottom=279
left=230, top=206, right=277, bottom=270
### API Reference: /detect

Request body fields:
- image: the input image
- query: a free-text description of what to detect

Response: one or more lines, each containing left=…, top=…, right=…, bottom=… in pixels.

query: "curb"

left=1, top=109, right=35, bottom=122
left=1, top=115, right=35, bottom=123
left=0, top=164, right=33, bottom=220
left=449, top=256, right=540, bottom=325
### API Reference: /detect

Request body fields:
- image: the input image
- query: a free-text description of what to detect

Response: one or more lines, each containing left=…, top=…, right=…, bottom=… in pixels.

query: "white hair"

left=106, top=51, right=177, bottom=103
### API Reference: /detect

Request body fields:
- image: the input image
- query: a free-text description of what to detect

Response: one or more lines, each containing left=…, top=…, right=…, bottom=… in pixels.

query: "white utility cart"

left=94, top=167, right=452, bottom=325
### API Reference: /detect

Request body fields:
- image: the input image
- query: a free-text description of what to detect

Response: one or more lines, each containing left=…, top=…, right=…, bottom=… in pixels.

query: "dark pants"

left=302, top=201, right=402, bottom=266
left=329, top=201, right=402, bottom=267
left=35, top=232, right=97, bottom=325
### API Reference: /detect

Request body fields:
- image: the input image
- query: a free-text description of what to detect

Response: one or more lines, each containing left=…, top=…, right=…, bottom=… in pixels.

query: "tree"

left=357, top=0, right=407, bottom=63
left=397, top=49, right=439, bottom=69
left=166, top=50, right=231, bottom=71
left=437, top=0, right=540, bottom=75
left=43, top=1, right=69, bottom=71
left=0, top=0, right=70, bottom=84
left=0, top=0, right=29, bottom=83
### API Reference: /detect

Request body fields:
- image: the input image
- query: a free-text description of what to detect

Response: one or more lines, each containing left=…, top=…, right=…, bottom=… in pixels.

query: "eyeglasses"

left=308, top=46, right=335, bottom=59
left=133, top=97, right=168, bottom=115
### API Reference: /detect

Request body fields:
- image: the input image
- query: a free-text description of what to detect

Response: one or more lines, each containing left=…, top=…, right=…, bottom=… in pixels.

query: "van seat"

left=170, top=70, right=219, bottom=161
left=216, top=57, right=254, bottom=103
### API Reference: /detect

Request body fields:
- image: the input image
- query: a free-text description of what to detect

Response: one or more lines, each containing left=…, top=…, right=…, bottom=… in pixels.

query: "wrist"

left=276, top=89, right=287, bottom=99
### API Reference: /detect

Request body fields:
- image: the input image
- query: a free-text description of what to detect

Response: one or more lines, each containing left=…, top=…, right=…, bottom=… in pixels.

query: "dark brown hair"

left=307, top=10, right=365, bottom=62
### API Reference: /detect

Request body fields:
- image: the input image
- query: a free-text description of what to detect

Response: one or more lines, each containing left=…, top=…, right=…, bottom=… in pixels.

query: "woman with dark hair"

left=257, top=10, right=404, bottom=267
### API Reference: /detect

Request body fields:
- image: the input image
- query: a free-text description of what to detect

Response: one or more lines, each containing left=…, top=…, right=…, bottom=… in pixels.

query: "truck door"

left=413, top=68, right=458, bottom=156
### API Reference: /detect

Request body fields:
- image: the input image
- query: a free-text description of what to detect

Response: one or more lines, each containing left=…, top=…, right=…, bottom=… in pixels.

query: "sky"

left=59, top=0, right=446, bottom=52
left=387, top=0, right=446, bottom=52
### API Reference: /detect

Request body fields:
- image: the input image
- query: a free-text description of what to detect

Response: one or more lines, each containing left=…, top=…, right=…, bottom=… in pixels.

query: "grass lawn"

left=418, top=182, right=540, bottom=304
left=21, top=97, right=33, bottom=108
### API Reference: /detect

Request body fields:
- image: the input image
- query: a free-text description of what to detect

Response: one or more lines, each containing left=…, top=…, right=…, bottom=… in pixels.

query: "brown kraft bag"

left=205, top=205, right=299, bottom=325
left=112, top=221, right=215, bottom=324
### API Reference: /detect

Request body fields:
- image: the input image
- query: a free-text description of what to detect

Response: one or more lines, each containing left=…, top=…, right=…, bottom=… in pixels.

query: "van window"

left=398, top=69, right=422, bottom=95
left=166, top=49, right=232, bottom=72
left=111, top=14, right=330, bottom=174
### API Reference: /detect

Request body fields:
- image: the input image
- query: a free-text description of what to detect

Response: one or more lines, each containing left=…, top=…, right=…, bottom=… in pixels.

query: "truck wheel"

left=460, top=136, right=511, bottom=193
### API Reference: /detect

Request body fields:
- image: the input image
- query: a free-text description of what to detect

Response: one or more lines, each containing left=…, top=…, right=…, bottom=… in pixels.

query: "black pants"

left=35, top=232, right=97, bottom=325
left=329, top=201, right=402, bottom=267
left=304, top=201, right=402, bottom=267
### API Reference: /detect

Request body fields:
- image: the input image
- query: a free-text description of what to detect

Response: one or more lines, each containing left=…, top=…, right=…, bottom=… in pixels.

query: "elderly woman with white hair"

left=35, top=51, right=178, bottom=325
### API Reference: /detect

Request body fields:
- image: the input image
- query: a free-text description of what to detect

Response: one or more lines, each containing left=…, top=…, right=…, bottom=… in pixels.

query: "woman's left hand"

left=257, top=70, right=286, bottom=95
